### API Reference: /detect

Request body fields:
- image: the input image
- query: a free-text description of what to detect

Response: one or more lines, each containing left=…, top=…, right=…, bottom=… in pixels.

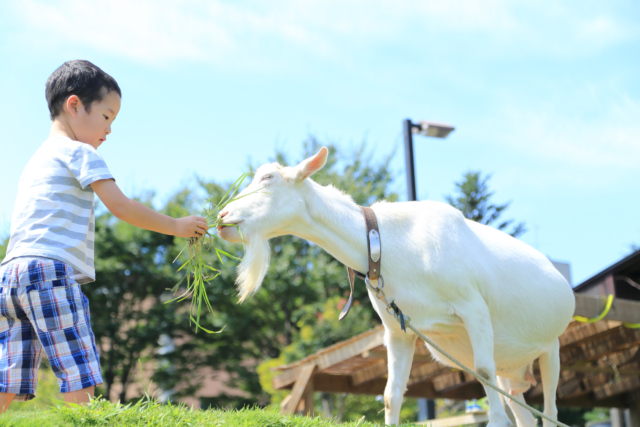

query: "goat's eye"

left=260, top=174, right=273, bottom=182
left=104, top=115, right=109, bottom=120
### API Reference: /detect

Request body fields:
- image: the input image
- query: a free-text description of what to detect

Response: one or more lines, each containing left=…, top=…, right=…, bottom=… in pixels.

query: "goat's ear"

left=294, top=146, right=329, bottom=182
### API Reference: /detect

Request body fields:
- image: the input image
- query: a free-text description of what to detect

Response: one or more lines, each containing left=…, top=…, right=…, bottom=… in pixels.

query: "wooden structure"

left=274, top=250, right=640, bottom=420
left=416, top=411, right=489, bottom=427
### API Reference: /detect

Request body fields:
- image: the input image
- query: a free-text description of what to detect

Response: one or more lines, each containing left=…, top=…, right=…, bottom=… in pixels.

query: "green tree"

left=445, top=171, right=526, bottom=238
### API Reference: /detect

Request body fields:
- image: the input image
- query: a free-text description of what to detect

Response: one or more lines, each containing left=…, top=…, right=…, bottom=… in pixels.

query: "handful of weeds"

left=168, top=172, right=257, bottom=333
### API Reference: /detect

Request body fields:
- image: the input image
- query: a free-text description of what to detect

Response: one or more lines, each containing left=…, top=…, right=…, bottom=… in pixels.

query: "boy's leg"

left=28, top=281, right=103, bottom=401
left=0, top=286, right=45, bottom=405
left=0, top=392, right=16, bottom=413
left=63, top=385, right=94, bottom=405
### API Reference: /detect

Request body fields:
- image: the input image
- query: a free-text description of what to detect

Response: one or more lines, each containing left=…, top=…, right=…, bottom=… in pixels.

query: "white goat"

left=218, top=147, right=575, bottom=427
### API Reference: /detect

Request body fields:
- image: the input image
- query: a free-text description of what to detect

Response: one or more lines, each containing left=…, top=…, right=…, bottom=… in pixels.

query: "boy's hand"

left=175, top=216, right=209, bottom=238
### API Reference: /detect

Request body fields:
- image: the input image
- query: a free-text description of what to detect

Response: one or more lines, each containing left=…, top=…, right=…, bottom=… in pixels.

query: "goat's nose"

left=220, top=210, right=229, bottom=219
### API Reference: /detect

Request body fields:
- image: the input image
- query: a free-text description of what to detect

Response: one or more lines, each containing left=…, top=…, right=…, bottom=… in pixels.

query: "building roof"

left=574, top=249, right=640, bottom=296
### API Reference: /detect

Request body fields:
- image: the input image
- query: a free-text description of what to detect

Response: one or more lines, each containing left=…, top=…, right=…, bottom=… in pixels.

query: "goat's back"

left=372, top=200, right=575, bottom=346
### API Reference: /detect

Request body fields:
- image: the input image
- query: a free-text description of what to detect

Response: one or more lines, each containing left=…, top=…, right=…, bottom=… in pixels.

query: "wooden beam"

left=563, top=365, right=640, bottom=376
left=361, top=349, right=433, bottom=363
left=273, top=369, right=299, bottom=391
left=554, top=349, right=640, bottom=399
left=582, top=372, right=613, bottom=395
left=594, top=375, right=640, bottom=400
left=273, top=327, right=384, bottom=390
left=560, top=321, right=622, bottom=349
left=574, top=293, right=640, bottom=324
left=280, top=364, right=317, bottom=415
left=351, top=360, right=387, bottom=386
left=408, top=363, right=453, bottom=386
left=303, top=373, right=314, bottom=416
left=525, top=390, right=629, bottom=408
left=314, top=373, right=387, bottom=395
left=407, top=381, right=485, bottom=401
left=416, top=411, right=489, bottom=427
left=311, top=372, right=486, bottom=400
left=556, top=394, right=628, bottom=409
left=560, top=327, right=640, bottom=366
left=557, top=377, right=585, bottom=399
left=432, top=371, right=475, bottom=393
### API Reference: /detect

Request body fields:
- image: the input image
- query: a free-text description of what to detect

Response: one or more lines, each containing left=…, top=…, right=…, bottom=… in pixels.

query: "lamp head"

left=414, top=121, right=455, bottom=138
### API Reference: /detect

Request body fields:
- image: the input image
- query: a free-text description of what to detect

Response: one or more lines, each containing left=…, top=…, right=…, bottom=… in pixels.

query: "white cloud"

left=7, top=0, right=638, bottom=68
left=484, top=89, right=640, bottom=192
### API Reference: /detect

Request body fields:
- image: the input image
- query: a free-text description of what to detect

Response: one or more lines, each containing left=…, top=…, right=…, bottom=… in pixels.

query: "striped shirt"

left=1, top=136, right=114, bottom=284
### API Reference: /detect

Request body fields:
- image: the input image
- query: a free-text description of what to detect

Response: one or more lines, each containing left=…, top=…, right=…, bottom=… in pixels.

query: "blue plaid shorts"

left=0, top=258, right=102, bottom=401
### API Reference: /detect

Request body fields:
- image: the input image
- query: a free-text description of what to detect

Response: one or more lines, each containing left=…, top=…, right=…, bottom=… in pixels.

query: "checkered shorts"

left=0, top=258, right=102, bottom=401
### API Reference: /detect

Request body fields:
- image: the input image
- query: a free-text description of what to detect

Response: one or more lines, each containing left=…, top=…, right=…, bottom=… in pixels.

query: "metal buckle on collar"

left=365, top=275, right=384, bottom=292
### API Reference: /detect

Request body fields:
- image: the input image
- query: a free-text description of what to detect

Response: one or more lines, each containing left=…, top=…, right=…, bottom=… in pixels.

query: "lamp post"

left=403, top=118, right=454, bottom=422
left=403, top=119, right=455, bottom=202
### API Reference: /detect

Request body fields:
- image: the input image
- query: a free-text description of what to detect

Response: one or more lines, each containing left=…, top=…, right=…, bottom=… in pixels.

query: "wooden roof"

left=274, top=251, right=640, bottom=411
left=574, top=249, right=640, bottom=298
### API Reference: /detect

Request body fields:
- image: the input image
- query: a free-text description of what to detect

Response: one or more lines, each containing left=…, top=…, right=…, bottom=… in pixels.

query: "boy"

left=0, top=60, right=208, bottom=411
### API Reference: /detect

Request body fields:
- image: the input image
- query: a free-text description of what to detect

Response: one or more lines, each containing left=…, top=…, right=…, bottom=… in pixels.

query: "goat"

left=218, top=147, right=575, bottom=427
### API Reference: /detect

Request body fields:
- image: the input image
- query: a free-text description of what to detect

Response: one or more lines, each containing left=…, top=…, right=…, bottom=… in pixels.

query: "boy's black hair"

left=46, top=60, right=121, bottom=120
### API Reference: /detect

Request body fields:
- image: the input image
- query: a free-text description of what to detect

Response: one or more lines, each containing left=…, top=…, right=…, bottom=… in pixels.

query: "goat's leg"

left=457, top=302, right=511, bottom=427
left=383, top=329, right=417, bottom=426
left=538, top=339, right=560, bottom=427
left=497, top=376, right=536, bottom=427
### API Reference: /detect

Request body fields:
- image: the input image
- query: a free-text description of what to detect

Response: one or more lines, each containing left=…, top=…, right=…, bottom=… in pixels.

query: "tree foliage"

left=445, top=171, right=526, bottom=238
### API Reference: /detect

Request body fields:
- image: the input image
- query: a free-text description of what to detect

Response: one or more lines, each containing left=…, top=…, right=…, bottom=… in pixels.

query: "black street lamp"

left=403, top=118, right=454, bottom=422
left=403, top=119, right=455, bottom=202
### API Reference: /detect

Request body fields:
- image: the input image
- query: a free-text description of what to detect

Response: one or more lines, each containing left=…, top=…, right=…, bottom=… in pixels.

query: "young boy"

left=0, top=60, right=208, bottom=411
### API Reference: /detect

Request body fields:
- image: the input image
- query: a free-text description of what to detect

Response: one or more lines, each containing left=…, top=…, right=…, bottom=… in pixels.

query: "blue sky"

left=1, top=1, right=639, bottom=285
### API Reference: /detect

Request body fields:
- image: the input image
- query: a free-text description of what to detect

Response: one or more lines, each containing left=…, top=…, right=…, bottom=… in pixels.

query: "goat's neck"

left=287, top=181, right=370, bottom=273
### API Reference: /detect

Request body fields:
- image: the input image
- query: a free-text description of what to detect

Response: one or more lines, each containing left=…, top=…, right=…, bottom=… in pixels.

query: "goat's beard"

left=236, top=233, right=271, bottom=303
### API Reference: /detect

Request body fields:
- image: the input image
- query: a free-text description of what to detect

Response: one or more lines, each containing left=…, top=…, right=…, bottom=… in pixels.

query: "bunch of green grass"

left=168, top=172, right=258, bottom=333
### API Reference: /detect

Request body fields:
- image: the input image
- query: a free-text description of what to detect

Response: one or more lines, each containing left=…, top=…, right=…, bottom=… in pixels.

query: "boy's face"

left=70, top=90, right=121, bottom=149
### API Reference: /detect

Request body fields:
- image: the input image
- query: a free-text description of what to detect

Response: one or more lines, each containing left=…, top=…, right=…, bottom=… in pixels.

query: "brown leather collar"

left=339, top=206, right=381, bottom=321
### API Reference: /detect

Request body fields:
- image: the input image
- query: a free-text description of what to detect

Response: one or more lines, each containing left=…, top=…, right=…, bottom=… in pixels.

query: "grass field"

left=0, top=365, right=420, bottom=426
left=0, top=398, right=428, bottom=427
left=0, top=396, right=409, bottom=426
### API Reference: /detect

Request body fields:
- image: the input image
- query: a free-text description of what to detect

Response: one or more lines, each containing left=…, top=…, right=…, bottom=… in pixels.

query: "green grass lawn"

left=0, top=396, right=412, bottom=426
left=0, top=366, right=418, bottom=426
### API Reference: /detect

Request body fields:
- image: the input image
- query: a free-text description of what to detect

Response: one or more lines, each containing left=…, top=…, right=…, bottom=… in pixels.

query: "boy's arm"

left=90, top=179, right=208, bottom=238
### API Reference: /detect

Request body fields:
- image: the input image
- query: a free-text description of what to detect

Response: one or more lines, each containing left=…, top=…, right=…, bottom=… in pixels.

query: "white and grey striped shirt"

left=1, top=136, right=114, bottom=284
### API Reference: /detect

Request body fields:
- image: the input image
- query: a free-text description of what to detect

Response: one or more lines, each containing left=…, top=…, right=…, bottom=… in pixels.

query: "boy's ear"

left=65, top=95, right=82, bottom=117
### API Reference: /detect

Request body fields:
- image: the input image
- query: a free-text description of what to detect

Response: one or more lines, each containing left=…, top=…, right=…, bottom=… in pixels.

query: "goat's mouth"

left=217, top=220, right=242, bottom=232
left=217, top=221, right=244, bottom=243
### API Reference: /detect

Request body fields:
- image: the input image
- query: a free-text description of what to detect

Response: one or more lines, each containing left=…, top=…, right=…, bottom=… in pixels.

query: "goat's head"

left=218, top=146, right=328, bottom=301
